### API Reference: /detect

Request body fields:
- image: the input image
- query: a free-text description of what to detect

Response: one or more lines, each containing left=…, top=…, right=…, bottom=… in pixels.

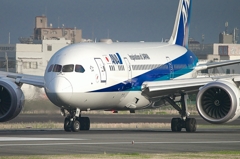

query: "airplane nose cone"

left=46, top=76, right=73, bottom=106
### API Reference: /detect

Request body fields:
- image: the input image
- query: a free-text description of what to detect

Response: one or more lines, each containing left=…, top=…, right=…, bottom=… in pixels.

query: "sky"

left=0, top=0, right=240, bottom=44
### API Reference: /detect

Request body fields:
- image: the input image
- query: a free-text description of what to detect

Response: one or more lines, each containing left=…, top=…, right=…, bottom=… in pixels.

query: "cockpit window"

left=47, top=64, right=54, bottom=72
left=75, top=64, right=85, bottom=73
left=53, top=64, right=62, bottom=72
left=62, top=64, right=74, bottom=72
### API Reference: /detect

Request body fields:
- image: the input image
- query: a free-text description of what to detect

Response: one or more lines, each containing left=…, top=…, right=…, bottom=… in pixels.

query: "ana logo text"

left=128, top=54, right=150, bottom=60
left=109, top=53, right=123, bottom=64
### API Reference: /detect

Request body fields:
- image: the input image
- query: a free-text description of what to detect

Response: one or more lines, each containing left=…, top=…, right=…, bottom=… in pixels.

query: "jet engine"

left=0, top=79, right=25, bottom=122
left=196, top=80, right=240, bottom=124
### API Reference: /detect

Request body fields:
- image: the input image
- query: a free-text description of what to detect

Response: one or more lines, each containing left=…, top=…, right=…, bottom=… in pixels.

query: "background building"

left=19, top=15, right=82, bottom=44
left=194, top=23, right=240, bottom=75
left=0, top=15, right=83, bottom=75
left=0, top=39, right=71, bottom=76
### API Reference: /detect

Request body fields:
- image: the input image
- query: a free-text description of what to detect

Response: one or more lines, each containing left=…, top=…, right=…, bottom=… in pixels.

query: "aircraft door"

left=124, top=57, right=132, bottom=81
left=166, top=56, right=174, bottom=79
left=94, top=58, right=107, bottom=83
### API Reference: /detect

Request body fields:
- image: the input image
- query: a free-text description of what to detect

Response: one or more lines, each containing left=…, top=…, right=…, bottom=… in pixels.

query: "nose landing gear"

left=62, top=108, right=90, bottom=132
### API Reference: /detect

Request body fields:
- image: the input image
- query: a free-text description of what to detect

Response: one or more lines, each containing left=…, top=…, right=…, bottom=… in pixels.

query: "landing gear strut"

left=62, top=108, right=90, bottom=132
left=165, top=94, right=197, bottom=132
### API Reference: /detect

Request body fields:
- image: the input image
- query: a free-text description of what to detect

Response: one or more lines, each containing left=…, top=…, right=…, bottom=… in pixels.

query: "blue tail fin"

left=168, top=0, right=192, bottom=48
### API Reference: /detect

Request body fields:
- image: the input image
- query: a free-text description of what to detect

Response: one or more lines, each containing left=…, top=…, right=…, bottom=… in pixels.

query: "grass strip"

left=1, top=151, right=240, bottom=159
left=0, top=122, right=170, bottom=129
left=0, top=122, right=240, bottom=130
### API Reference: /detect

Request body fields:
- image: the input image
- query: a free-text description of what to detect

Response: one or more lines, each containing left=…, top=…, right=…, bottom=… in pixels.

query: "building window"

left=31, top=62, right=38, bottom=69
left=0, top=61, right=15, bottom=68
left=226, top=69, right=230, bottom=74
left=219, top=46, right=228, bottom=55
left=47, top=45, right=52, bottom=51
left=43, top=30, right=48, bottom=34
left=0, top=61, right=4, bottom=68
left=22, top=62, right=38, bottom=69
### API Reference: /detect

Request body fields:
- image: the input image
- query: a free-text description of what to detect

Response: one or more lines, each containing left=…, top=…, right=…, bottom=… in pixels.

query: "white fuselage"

left=44, top=42, right=198, bottom=111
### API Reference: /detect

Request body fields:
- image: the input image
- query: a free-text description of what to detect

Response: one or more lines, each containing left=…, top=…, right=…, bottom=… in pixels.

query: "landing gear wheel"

left=186, top=118, right=197, bottom=132
left=71, top=120, right=80, bottom=132
left=166, top=94, right=198, bottom=132
left=64, top=117, right=71, bottom=132
left=171, top=118, right=182, bottom=132
left=62, top=108, right=91, bottom=132
left=80, top=117, right=90, bottom=130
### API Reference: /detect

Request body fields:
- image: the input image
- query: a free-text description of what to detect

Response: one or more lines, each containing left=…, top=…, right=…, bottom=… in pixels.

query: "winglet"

left=168, top=0, right=192, bottom=48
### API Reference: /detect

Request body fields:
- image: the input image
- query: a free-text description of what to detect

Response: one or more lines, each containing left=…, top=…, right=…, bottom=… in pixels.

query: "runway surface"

left=2, top=114, right=240, bottom=156
left=1, top=128, right=240, bottom=156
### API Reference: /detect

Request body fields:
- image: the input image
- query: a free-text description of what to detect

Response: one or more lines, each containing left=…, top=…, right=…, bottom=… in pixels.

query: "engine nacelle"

left=0, top=79, right=25, bottom=122
left=196, top=80, right=240, bottom=124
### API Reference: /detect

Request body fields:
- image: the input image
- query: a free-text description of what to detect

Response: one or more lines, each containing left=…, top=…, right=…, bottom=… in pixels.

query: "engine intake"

left=196, top=81, right=240, bottom=124
left=0, top=79, right=25, bottom=122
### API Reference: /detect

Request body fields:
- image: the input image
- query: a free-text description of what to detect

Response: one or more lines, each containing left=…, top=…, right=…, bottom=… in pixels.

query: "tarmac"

left=1, top=114, right=240, bottom=155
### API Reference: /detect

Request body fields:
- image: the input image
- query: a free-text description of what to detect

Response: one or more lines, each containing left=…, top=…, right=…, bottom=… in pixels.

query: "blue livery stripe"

left=91, top=50, right=198, bottom=93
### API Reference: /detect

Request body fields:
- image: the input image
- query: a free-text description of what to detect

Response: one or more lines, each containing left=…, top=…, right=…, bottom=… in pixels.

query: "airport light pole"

left=5, top=52, right=8, bottom=72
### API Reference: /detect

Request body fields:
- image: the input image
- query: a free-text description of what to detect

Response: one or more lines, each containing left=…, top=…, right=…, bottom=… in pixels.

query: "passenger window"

left=53, top=64, right=62, bottom=72
left=75, top=64, right=85, bottom=73
left=47, top=64, right=54, bottom=72
left=62, top=64, right=74, bottom=72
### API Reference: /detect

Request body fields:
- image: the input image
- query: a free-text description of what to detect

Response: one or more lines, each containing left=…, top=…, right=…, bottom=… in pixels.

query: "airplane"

left=1, top=0, right=240, bottom=132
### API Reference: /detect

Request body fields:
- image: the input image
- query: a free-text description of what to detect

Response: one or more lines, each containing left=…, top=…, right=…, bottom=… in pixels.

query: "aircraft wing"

left=0, top=71, right=44, bottom=88
left=141, top=59, right=240, bottom=99
left=195, top=59, right=240, bottom=71
left=141, top=76, right=240, bottom=99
